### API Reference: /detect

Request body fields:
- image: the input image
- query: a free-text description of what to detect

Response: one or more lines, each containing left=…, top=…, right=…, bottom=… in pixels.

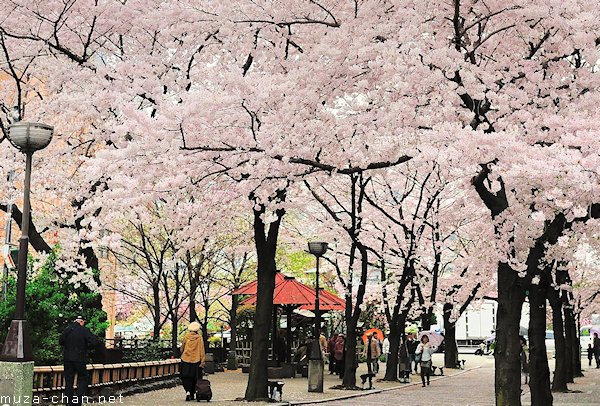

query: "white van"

left=580, top=325, right=594, bottom=351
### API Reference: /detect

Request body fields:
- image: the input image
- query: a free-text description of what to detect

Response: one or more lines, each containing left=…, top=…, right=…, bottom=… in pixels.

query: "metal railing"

left=33, top=359, right=180, bottom=395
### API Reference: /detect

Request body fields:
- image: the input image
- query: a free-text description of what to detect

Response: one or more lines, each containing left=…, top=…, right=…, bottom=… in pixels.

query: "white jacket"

left=383, top=338, right=390, bottom=354
left=416, top=343, right=437, bottom=362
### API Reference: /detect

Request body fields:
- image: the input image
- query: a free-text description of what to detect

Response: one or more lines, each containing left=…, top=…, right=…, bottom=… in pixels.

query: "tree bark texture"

left=494, top=262, right=525, bottom=406
left=444, top=303, right=459, bottom=369
left=549, top=292, right=568, bottom=392
left=527, top=279, right=552, bottom=406
left=244, top=201, right=283, bottom=401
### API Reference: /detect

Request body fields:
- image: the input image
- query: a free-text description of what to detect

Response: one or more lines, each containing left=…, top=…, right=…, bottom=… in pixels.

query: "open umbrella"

left=362, top=328, right=384, bottom=344
left=418, top=330, right=444, bottom=347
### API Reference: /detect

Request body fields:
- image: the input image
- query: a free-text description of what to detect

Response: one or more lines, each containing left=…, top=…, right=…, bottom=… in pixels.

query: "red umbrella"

left=362, top=328, right=384, bottom=343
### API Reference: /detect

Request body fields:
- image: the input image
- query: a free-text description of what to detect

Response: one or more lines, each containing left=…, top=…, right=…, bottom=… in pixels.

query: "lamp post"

left=307, top=241, right=328, bottom=393
left=2, top=170, right=15, bottom=301
left=1, top=122, right=53, bottom=362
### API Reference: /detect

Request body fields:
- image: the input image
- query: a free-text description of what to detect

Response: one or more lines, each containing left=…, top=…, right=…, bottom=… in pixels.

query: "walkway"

left=119, top=355, right=599, bottom=405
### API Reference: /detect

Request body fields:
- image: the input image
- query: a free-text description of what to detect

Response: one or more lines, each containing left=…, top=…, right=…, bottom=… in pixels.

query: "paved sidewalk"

left=522, top=364, right=600, bottom=406
left=120, top=354, right=487, bottom=406
left=119, top=355, right=599, bottom=405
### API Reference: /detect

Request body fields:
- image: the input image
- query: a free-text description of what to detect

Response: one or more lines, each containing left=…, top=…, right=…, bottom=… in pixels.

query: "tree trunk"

left=152, top=282, right=161, bottom=341
left=171, top=311, right=179, bottom=356
left=495, top=262, right=525, bottom=406
left=188, top=251, right=198, bottom=322
left=444, top=303, right=459, bottom=369
left=565, top=307, right=581, bottom=378
left=383, top=315, right=401, bottom=381
left=342, top=317, right=358, bottom=388
left=563, top=306, right=574, bottom=383
left=244, top=201, right=283, bottom=401
left=421, top=312, right=432, bottom=331
left=549, top=294, right=568, bottom=392
left=230, top=293, right=238, bottom=353
left=527, top=279, right=552, bottom=405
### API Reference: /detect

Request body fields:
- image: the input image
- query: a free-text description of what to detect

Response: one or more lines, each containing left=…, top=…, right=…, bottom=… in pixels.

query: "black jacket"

left=59, top=322, right=100, bottom=363
left=406, top=339, right=419, bottom=355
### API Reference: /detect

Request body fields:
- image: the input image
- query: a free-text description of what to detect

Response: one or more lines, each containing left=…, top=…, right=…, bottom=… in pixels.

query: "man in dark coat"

left=593, top=332, right=600, bottom=368
left=59, top=316, right=101, bottom=405
left=406, top=333, right=419, bottom=373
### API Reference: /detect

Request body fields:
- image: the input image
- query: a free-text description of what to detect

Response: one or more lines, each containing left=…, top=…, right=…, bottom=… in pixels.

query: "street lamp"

left=1, top=122, right=54, bottom=362
left=307, top=241, right=328, bottom=393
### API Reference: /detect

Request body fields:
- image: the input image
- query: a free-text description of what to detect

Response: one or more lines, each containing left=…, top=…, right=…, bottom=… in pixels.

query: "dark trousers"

left=329, top=353, right=336, bottom=373
left=420, top=364, right=431, bottom=385
left=336, top=358, right=345, bottom=378
left=181, top=362, right=202, bottom=394
left=64, top=361, right=89, bottom=405
left=595, top=352, right=600, bottom=368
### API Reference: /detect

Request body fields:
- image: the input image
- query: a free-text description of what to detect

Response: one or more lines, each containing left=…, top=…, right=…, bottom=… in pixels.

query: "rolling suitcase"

left=195, top=377, right=212, bottom=402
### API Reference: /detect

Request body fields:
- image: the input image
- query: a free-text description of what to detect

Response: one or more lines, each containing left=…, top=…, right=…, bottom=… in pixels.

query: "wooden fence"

left=33, top=359, right=180, bottom=394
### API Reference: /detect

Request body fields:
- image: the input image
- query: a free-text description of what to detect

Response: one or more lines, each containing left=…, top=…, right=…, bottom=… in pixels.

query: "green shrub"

left=0, top=248, right=107, bottom=365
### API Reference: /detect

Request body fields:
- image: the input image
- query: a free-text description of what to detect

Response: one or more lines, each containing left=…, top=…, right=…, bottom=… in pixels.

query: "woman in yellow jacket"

left=180, top=321, right=206, bottom=401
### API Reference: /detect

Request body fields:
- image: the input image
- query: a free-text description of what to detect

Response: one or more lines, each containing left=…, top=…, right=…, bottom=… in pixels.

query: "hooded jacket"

left=181, top=331, right=206, bottom=364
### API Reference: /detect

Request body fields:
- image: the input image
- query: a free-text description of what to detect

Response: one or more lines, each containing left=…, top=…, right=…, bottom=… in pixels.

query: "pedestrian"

left=587, top=343, right=593, bottom=367
left=59, top=315, right=101, bottom=406
left=319, top=329, right=328, bottom=359
left=593, top=332, right=600, bottom=368
left=415, top=334, right=437, bottom=387
left=475, top=341, right=486, bottom=356
left=363, top=332, right=381, bottom=376
left=180, top=321, right=206, bottom=401
left=406, top=333, right=419, bottom=374
left=382, top=333, right=390, bottom=363
left=398, top=335, right=411, bottom=383
left=276, top=331, right=287, bottom=365
left=519, top=336, right=529, bottom=384
left=334, top=334, right=346, bottom=378
left=327, top=333, right=338, bottom=374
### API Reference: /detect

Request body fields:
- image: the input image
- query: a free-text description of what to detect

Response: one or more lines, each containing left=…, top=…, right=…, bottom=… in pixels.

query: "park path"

left=119, top=355, right=600, bottom=405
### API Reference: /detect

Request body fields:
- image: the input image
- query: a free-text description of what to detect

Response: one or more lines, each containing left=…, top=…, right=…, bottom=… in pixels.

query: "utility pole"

left=3, top=170, right=15, bottom=301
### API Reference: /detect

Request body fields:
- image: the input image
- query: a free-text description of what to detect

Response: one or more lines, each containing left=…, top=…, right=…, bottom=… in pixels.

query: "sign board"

left=1, top=245, right=17, bottom=269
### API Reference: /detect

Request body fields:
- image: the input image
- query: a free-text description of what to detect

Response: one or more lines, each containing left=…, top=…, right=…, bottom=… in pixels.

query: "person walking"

left=59, top=315, right=101, bottom=406
left=519, top=336, right=529, bottom=384
left=180, top=321, right=206, bottom=401
left=363, top=332, right=381, bottom=376
left=398, top=335, right=411, bottom=383
left=319, top=329, right=328, bottom=360
left=406, top=333, right=419, bottom=374
left=593, top=332, right=600, bottom=368
left=327, top=333, right=338, bottom=374
left=382, top=333, right=390, bottom=363
left=334, top=334, right=346, bottom=378
left=587, top=343, right=594, bottom=367
left=415, top=335, right=437, bottom=387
